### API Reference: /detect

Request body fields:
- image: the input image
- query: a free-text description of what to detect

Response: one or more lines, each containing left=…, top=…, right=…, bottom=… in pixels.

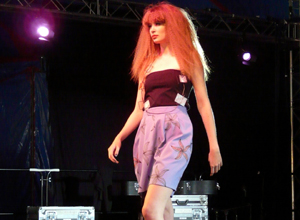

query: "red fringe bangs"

left=142, top=6, right=166, bottom=27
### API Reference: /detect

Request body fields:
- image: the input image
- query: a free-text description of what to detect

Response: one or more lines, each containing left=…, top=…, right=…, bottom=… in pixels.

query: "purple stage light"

left=37, top=26, right=50, bottom=37
left=242, top=52, right=251, bottom=61
left=23, top=10, right=55, bottom=41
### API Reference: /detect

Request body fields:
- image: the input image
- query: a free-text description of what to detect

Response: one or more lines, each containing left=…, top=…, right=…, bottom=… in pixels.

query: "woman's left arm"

left=191, top=66, right=223, bottom=176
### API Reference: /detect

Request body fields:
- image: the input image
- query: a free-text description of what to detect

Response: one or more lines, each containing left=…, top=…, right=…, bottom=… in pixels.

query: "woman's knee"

left=142, top=185, right=173, bottom=219
left=142, top=204, right=156, bottom=220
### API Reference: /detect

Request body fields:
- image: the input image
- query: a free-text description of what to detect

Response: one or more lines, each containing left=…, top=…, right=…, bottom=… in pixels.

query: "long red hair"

left=131, top=2, right=210, bottom=82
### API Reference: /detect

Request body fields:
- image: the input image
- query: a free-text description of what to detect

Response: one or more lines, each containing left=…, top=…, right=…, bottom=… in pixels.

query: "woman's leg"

left=142, top=185, right=173, bottom=220
left=163, top=197, right=174, bottom=220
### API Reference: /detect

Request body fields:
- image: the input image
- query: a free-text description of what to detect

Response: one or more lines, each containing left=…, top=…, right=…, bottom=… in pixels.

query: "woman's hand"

left=208, top=146, right=223, bottom=176
left=108, top=138, right=122, bottom=164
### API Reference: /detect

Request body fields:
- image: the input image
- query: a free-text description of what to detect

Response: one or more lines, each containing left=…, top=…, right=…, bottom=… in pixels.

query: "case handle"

left=176, top=199, right=189, bottom=206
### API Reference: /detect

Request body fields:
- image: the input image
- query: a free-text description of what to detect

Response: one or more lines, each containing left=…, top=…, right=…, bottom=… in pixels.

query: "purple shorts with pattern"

left=133, top=106, right=193, bottom=195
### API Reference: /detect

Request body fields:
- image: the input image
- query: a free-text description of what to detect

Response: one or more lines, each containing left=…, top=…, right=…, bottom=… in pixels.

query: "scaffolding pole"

left=290, top=49, right=295, bottom=220
left=289, top=1, right=300, bottom=219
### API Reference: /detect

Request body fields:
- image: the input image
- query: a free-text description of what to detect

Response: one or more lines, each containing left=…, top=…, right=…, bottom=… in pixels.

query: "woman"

left=108, top=2, right=222, bottom=220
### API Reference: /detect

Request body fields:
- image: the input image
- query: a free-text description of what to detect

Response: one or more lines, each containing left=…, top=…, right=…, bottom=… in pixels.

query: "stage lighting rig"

left=239, top=50, right=257, bottom=65
left=36, top=24, right=54, bottom=41
left=24, top=10, right=55, bottom=42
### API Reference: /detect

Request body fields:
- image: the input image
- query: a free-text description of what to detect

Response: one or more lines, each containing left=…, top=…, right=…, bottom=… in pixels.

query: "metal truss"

left=0, top=0, right=298, bottom=43
left=0, top=0, right=147, bottom=24
left=186, top=8, right=281, bottom=40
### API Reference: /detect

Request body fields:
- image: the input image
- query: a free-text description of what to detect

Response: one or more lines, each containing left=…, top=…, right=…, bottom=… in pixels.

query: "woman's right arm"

left=108, top=79, right=144, bottom=164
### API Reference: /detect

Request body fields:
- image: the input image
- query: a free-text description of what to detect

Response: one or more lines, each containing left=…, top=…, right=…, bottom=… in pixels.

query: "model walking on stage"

left=108, top=2, right=222, bottom=220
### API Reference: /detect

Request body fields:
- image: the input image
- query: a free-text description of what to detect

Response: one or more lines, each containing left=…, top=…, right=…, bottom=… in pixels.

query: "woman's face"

left=149, top=22, right=167, bottom=45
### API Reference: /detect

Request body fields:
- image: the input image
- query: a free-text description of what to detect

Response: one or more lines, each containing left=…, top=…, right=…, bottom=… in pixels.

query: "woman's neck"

left=159, top=42, right=172, bottom=56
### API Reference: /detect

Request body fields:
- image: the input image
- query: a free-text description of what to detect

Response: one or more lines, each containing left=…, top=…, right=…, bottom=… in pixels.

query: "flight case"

left=172, top=194, right=208, bottom=220
left=27, top=206, right=95, bottom=220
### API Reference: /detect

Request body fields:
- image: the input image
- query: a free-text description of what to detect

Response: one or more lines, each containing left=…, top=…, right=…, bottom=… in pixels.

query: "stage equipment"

left=0, top=0, right=291, bottom=44
left=121, top=180, right=218, bottom=220
left=242, top=52, right=251, bottom=61
left=30, top=168, right=60, bottom=206
left=37, top=25, right=54, bottom=41
left=124, top=181, right=140, bottom=196
left=36, top=22, right=54, bottom=41
left=37, top=26, right=49, bottom=37
left=172, top=180, right=218, bottom=220
left=27, top=206, right=95, bottom=220
left=239, top=50, right=257, bottom=65
left=22, top=10, right=55, bottom=41
left=117, top=180, right=219, bottom=196
left=172, top=194, right=209, bottom=220
left=175, top=180, right=219, bottom=195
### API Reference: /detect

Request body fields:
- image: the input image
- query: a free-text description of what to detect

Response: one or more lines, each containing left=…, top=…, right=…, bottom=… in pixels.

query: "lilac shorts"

left=133, top=106, right=193, bottom=195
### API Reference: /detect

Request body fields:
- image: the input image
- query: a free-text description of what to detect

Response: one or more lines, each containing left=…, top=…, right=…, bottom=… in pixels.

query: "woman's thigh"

left=143, top=185, right=173, bottom=217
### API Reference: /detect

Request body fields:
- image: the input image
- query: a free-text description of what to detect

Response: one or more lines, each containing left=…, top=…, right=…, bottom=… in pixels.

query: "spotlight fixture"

left=37, top=26, right=50, bottom=37
left=36, top=24, right=54, bottom=41
left=240, top=50, right=257, bottom=65
left=242, top=52, right=251, bottom=61
left=25, top=10, right=55, bottom=41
